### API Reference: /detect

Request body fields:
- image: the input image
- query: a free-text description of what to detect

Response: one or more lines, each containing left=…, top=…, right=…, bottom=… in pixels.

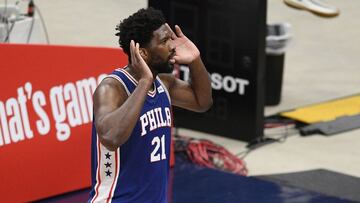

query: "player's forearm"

left=97, top=79, right=152, bottom=150
left=188, top=56, right=213, bottom=112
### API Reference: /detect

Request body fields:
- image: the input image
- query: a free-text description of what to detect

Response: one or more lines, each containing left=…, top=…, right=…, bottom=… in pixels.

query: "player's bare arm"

left=160, top=24, right=213, bottom=112
left=93, top=40, right=153, bottom=151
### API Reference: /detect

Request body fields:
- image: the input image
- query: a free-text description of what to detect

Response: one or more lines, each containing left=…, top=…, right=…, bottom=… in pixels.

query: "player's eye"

left=162, top=37, right=171, bottom=44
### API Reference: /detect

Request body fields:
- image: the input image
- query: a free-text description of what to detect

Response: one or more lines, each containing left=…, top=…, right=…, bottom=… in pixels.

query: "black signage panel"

left=149, top=0, right=266, bottom=142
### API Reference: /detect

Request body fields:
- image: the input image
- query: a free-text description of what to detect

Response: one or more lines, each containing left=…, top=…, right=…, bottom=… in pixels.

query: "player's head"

left=116, top=7, right=175, bottom=74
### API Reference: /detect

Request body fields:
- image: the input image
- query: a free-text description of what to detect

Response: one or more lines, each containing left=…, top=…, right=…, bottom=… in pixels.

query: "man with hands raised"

left=88, top=7, right=212, bottom=203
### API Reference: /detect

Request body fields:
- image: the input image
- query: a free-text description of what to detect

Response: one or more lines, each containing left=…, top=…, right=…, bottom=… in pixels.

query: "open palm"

left=166, top=24, right=200, bottom=65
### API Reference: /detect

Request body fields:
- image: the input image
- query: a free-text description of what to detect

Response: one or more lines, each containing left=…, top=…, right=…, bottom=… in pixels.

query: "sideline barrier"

left=0, top=44, right=126, bottom=202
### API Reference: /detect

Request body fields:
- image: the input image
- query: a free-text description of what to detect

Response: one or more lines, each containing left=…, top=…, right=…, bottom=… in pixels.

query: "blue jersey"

left=89, top=68, right=172, bottom=203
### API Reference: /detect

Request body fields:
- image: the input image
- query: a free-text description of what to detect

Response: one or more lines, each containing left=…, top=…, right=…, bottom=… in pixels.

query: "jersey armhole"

left=105, top=74, right=131, bottom=96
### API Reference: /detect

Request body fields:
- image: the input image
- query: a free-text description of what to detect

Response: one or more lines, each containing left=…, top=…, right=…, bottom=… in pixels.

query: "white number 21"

left=150, top=135, right=166, bottom=162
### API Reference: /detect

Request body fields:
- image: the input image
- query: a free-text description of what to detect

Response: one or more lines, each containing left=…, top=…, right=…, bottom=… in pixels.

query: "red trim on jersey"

left=117, top=69, right=138, bottom=85
left=170, top=108, right=175, bottom=168
left=91, top=139, right=102, bottom=203
left=116, top=69, right=157, bottom=97
left=106, top=150, right=119, bottom=203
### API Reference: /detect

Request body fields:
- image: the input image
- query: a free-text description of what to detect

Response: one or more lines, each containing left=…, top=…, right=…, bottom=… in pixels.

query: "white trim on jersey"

left=106, top=74, right=131, bottom=96
left=91, top=136, right=120, bottom=203
left=115, top=68, right=157, bottom=97
left=156, top=76, right=172, bottom=105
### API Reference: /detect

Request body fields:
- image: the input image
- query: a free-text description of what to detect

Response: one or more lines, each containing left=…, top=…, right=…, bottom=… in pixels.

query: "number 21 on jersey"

left=151, top=135, right=166, bottom=163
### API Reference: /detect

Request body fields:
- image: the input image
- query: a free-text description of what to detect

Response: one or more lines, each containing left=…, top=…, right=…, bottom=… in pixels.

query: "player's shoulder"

left=158, top=73, right=175, bottom=90
left=94, top=77, right=128, bottom=101
left=98, top=76, right=122, bottom=90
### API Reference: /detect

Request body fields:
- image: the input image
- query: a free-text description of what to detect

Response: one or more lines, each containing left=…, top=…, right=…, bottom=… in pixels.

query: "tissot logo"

left=177, top=65, right=249, bottom=95
left=211, top=73, right=249, bottom=95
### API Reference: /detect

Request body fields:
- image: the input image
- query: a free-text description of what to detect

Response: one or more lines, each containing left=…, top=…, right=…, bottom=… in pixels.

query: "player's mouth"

left=168, top=51, right=176, bottom=61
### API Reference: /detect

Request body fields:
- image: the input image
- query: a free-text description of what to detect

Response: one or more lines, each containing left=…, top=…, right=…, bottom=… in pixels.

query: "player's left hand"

left=166, top=23, right=200, bottom=65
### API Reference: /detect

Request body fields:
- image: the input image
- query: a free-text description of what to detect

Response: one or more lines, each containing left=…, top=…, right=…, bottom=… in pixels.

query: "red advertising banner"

left=0, top=44, right=127, bottom=202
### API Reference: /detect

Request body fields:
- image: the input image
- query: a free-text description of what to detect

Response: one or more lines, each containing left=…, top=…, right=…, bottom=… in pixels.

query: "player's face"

left=146, top=24, right=175, bottom=74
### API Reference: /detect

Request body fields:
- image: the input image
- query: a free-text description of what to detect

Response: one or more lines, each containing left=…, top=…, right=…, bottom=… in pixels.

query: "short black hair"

left=115, top=7, right=166, bottom=58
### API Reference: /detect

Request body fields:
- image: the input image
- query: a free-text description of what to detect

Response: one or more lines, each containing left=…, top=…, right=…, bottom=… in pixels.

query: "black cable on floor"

left=236, top=117, right=300, bottom=159
left=4, top=20, right=14, bottom=42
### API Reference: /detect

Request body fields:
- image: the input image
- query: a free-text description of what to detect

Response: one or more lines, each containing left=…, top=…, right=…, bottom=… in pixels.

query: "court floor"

left=38, top=155, right=356, bottom=203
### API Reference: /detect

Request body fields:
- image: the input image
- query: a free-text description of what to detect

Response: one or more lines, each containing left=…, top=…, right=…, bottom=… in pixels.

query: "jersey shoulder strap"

left=105, top=67, right=136, bottom=96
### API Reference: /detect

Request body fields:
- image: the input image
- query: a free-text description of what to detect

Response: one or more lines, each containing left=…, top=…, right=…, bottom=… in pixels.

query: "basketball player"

left=88, top=7, right=212, bottom=203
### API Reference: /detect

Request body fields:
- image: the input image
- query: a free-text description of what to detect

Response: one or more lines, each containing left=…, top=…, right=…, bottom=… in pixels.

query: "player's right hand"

left=130, top=40, right=153, bottom=83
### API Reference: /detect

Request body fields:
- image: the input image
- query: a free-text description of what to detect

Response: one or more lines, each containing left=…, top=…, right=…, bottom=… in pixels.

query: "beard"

left=151, top=59, right=174, bottom=74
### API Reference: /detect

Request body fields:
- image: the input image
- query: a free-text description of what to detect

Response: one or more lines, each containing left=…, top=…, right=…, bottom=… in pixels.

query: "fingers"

left=135, top=41, right=140, bottom=59
left=169, top=58, right=176, bottom=64
left=130, top=40, right=142, bottom=64
left=172, top=55, right=181, bottom=63
left=130, top=40, right=136, bottom=63
left=135, top=42, right=143, bottom=62
left=165, top=23, right=177, bottom=40
left=164, top=23, right=185, bottom=38
left=175, top=25, right=184, bottom=37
